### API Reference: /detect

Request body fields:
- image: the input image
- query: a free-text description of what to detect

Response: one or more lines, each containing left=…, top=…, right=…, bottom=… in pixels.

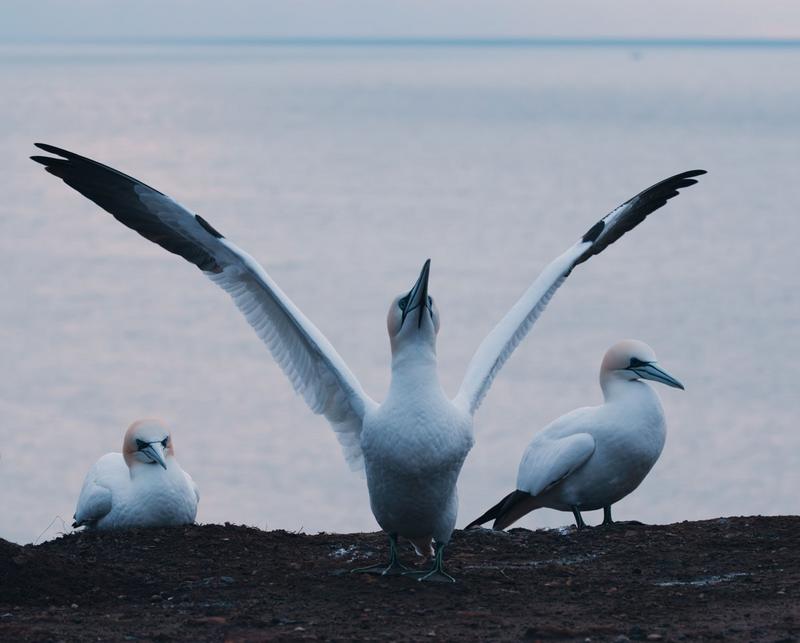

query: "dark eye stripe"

left=628, top=357, right=650, bottom=368
left=398, top=295, right=409, bottom=311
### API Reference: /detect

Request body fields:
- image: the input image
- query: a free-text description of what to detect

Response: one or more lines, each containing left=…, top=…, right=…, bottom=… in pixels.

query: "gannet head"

left=387, top=259, right=440, bottom=353
left=601, top=339, right=684, bottom=390
left=122, top=418, right=174, bottom=470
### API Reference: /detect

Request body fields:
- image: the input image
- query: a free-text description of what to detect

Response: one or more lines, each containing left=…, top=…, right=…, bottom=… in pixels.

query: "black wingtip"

left=34, top=142, right=71, bottom=157
left=581, top=220, right=605, bottom=243
left=574, top=168, right=707, bottom=266
left=30, top=143, right=222, bottom=273
left=196, top=214, right=224, bottom=239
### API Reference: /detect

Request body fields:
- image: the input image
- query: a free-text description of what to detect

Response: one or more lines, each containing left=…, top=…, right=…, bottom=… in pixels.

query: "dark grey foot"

left=402, top=542, right=455, bottom=583
left=571, top=506, right=588, bottom=530
left=351, top=533, right=408, bottom=576
left=602, top=506, right=644, bottom=527
left=350, top=560, right=409, bottom=575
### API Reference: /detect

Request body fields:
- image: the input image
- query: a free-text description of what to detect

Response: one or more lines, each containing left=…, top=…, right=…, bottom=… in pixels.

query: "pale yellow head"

left=122, top=418, right=174, bottom=469
left=600, top=339, right=684, bottom=390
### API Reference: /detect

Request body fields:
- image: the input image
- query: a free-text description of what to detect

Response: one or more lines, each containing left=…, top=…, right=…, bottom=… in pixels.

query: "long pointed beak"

left=401, top=259, right=431, bottom=329
left=631, top=362, right=685, bottom=390
left=141, top=443, right=168, bottom=469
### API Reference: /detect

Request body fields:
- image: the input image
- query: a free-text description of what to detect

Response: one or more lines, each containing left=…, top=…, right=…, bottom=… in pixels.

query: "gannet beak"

left=630, top=362, right=685, bottom=390
left=141, top=442, right=168, bottom=469
left=402, top=259, right=431, bottom=329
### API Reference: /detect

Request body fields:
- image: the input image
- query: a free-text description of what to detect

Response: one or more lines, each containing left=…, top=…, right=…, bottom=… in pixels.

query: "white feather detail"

left=207, top=240, right=375, bottom=471
left=73, top=453, right=123, bottom=525
left=454, top=241, right=590, bottom=415
left=516, top=429, right=596, bottom=497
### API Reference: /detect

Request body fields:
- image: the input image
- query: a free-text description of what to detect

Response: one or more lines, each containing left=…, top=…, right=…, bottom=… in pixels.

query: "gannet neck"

left=391, top=342, right=438, bottom=372
left=600, top=370, right=652, bottom=401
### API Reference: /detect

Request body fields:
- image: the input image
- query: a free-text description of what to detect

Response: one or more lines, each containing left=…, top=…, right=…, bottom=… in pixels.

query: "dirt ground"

left=1, top=516, right=798, bottom=642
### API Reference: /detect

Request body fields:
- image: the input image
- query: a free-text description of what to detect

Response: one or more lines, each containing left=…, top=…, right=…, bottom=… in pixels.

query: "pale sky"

left=2, top=0, right=799, bottom=41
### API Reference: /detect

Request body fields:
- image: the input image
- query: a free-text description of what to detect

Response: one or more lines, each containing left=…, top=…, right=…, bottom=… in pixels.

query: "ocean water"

left=0, top=42, right=798, bottom=544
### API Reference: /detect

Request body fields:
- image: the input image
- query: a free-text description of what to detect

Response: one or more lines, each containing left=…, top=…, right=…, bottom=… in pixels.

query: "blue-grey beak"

left=630, top=362, right=684, bottom=390
left=141, top=442, right=168, bottom=469
left=401, top=259, right=431, bottom=329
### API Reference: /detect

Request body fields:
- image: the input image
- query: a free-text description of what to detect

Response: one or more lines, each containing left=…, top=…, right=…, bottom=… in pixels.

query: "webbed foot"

left=402, top=542, right=456, bottom=583
left=350, top=533, right=408, bottom=576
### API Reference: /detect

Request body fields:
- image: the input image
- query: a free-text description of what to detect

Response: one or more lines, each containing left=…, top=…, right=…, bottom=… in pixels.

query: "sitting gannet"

left=467, top=340, right=683, bottom=531
left=32, top=144, right=703, bottom=580
left=73, top=419, right=199, bottom=530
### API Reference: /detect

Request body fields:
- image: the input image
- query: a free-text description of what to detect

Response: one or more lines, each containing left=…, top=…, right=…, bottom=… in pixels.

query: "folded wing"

left=454, top=169, right=706, bottom=415
left=517, top=431, right=596, bottom=497
left=32, top=144, right=376, bottom=471
left=73, top=453, right=121, bottom=527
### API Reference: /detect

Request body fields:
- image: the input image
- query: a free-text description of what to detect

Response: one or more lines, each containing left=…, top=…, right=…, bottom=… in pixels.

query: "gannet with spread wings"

left=32, top=143, right=704, bottom=581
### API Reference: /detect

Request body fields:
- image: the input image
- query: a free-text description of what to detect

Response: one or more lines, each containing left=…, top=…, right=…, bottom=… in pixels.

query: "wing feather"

left=454, top=170, right=706, bottom=415
left=32, top=144, right=375, bottom=470
left=517, top=432, right=596, bottom=497
left=73, top=453, right=122, bottom=527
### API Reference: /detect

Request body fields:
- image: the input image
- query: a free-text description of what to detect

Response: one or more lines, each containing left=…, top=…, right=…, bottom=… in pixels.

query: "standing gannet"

left=73, top=419, right=199, bottom=530
left=467, top=340, right=683, bottom=531
left=32, top=144, right=703, bottom=580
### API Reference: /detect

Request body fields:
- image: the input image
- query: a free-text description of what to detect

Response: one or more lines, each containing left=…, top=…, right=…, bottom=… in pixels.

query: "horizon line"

left=2, top=35, right=800, bottom=48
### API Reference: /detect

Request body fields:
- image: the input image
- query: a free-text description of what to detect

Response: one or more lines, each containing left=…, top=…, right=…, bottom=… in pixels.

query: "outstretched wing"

left=32, top=144, right=376, bottom=471
left=454, top=170, right=706, bottom=415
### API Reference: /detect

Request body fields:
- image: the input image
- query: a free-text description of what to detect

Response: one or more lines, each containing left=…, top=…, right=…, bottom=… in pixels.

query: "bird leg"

left=402, top=542, right=456, bottom=583
left=571, top=506, right=588, bottom=530
left=351, top=533, right=409, bottom=576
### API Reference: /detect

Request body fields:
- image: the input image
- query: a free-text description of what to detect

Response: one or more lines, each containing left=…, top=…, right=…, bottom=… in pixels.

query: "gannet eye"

left=398, top=296, right=409, bottom=311
left=161, top=438, right=169, bottom=448
left=427, top=296, right=433, bottom=307
left=628, top=357, right=649, bottom=369
left=136, top=439, right=148, bottom=450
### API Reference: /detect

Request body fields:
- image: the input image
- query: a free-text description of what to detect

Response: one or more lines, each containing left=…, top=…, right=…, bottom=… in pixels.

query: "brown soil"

left=1, top=516, right=798, bottom=641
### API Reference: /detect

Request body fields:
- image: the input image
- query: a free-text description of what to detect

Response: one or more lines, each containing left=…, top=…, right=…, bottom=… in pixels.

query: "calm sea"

left=0, top=41, right=798, bottom=544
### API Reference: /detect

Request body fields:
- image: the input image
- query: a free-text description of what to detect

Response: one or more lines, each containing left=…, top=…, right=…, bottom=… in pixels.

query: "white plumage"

left=467, top=339, right=684, bottom=531
left=73, top=419, right=199, bottom=530
left=32, top=144, right=703, bottom=579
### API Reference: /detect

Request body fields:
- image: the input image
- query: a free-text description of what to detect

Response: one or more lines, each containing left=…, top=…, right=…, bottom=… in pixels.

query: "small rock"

left=70, top=603, right=79, bottom=609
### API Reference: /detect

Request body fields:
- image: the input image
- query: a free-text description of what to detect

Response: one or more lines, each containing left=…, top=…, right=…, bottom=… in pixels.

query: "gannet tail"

left=466, top=489, right=539, bottom=530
